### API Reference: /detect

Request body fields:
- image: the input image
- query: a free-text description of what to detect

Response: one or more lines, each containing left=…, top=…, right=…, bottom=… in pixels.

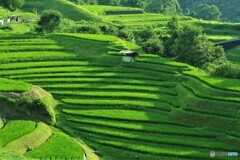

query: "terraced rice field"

left=0, top=120, right=84, bottom=159
left=81, top=5, right=144, bottom=15
left=94, top=11, right=240, bottom=41
left=1, top=34, right=240, bottom=160
left=103, top=14, right=194, bottom=31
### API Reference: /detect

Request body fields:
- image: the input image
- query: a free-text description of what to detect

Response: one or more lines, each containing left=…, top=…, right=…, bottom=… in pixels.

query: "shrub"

left=75, top=25, right=102, bottom=34
left=142, top=38, right=164, bottom=55
left=118, top=28, right=133, bottom=41
left=59, top=18, right=76, bottom=32
left=214, top=62, right=240, bottom=78
left=0, top=25, right=13, bottom=31
left=99, top=25, right=119, bottom=35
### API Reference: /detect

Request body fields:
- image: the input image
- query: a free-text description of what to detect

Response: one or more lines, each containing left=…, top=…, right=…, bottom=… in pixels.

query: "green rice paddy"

left=0, top=33, right=239, bottom=160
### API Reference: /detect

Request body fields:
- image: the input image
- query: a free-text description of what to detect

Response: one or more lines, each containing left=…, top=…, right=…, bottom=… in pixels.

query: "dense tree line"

left=178, top=0, right=240, bottom=22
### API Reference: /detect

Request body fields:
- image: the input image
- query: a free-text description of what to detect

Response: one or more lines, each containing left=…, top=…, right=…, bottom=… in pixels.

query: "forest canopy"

left=75, top=0, right=240, bottom=22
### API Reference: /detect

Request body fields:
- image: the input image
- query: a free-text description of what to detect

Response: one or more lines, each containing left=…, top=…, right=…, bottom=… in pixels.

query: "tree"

left=164, top=16, right=180, bottom=57
left=121, top=0, right=148, bottom=9
left=146, top=0, right=182, bottom=15
left=178, top=0, right=240, bottom=22
left=1, top=0, right=25, bottom=11
left=118, top=28, right=133, bottom=41
left=194, top=4, right=221, bottom=21
left=37, top=10, right=62, bottom=33
left=172, top=25, right=226, bottom=68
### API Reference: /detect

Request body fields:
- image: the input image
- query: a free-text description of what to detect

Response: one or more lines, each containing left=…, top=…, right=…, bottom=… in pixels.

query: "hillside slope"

left=0, top=33, right=239, bottom=160
left=0, top=78, right=56, bottom=124
left=24, top=0, right=100, bottom=21
left=81, top=5, right=144, bottom=15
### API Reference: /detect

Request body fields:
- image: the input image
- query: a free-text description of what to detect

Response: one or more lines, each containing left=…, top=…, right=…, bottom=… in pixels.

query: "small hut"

left=10, top=15, right=21, bottom=23
left=119, top=50, right=139, bottom=63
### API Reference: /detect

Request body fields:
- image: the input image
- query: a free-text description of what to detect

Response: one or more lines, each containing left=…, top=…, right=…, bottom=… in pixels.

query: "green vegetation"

left=81, top=5, right=144, bottom=15
left=1, top=1, right=240, bottom=159
left=227, top=46, right=240, bottom=64
left=214, top=62, right=240, bottom=79
left=192, top=3, right=221, bottom=21
left=5, top=122, right=52, bottom=154
left=0, top=149, right=28, bottom=160
left=179, top=0, right=240, bottom=22
left=170, top=24, right=226, bottom=68
left=25, top=132, right=84, bottom=159
left=37, top=10, right=62, bottom=33
left=0, top=120, right=85, bottom=159
left=0, top=85, right=57, bottom=125
left=0, top=34, right=239, bottom=160
left=81, top=0, right=181, bottom=15
left=99, top=13, right=240, bottom=42
left=0, top=6, right=37, bottom=35
left=0, top=78, right=31, bottom=92
left=24, top=0, right=99, bottom=21
left=1, top=0, right=25, bottom=11
left=0, top=121, right=36, bottom=147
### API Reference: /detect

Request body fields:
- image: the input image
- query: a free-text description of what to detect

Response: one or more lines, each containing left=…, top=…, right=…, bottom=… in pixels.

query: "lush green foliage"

left=162, top=17, right=227, bottom=73
left=142, top=38, right=164, bottom=55
left=193, top=3, right=221, bottom=21
left=179, top=0, right=240, bottom=22
left=1, top=34, right=240, bottom=160
left=37, top=10, right=62, bottom=33
left=172, top=25, right=226, bottom=68
left=1, top=0, right=25, bottom=11
left=214, top=62, right=240, bottom=79
left=145, top=0, right=181, bottom=15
